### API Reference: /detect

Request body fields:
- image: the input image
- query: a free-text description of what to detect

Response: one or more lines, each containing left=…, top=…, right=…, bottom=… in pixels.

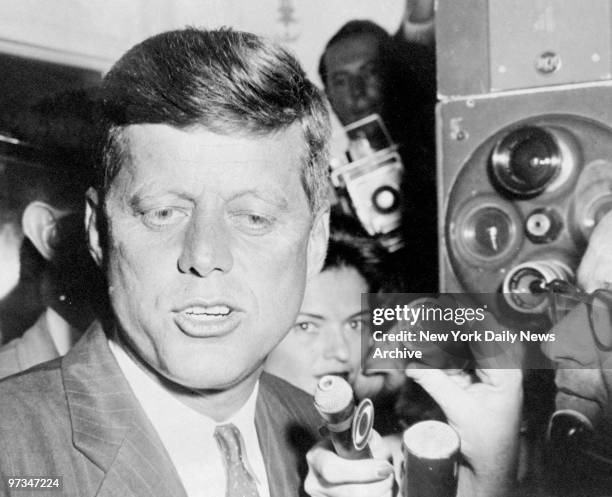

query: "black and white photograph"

left=0, top=1, right=611, bottom=496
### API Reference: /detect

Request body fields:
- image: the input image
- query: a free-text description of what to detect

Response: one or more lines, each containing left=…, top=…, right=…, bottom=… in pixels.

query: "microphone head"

left=314, top=375, right=354, bottom=414
left=403, top=420, right=460, bottom=459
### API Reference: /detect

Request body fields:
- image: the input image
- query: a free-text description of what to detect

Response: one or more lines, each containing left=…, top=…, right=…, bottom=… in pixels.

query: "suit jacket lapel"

left=63, top=323, right=187, bottom=497
left=256, top=373, right=319, bottom=497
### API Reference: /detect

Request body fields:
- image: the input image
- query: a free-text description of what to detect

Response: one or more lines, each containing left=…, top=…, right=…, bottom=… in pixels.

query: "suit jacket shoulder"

left=0, top=329, right=324, bottom=497
left=0, top=356, right=102, bottom=495
left=0, top=313, right=58, bottom=380
left=0, top=323, right=185, bottom=497
left=259, top=372, right=320, bottom=427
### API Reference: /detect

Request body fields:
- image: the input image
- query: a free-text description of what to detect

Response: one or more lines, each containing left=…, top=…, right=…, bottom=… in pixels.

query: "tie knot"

left=214, top=423, right=245, bottom=463
left=214, top=423, right=260, bottom=497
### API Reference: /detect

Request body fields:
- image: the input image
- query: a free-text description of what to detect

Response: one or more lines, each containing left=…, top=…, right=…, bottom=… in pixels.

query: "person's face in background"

left=266, top=266, right=369, bottom=394
left=0, top=222, right=21, bottom=300
left=543, top=210, right=612, bottom=428
left=87, top=123, right=328, bottom=394
left=323, top=33, right=385, bottom=126
left=543, top=296, right=612, bottom=430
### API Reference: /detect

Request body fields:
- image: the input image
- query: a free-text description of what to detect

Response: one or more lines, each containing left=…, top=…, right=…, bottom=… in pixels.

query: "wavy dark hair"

left=95, top=28, right=331, bottom=214
left=324, top=207, right=388, bottom=292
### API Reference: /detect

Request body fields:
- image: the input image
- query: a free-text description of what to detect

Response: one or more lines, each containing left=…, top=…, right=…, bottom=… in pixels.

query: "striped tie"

left=214, top=423, right=261, bottom=497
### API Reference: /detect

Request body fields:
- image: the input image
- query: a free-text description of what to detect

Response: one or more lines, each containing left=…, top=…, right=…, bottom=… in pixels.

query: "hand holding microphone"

left=405, top=366, right=523, bottom=497
left=310, top=374, right=462, bottom=497
left=305, top=375, right=395, bottom=497
left=314, top=374, right=374, bottom=460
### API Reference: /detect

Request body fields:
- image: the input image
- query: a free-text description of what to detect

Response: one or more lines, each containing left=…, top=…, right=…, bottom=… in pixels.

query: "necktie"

left=214, top=423, right=261, bottom=497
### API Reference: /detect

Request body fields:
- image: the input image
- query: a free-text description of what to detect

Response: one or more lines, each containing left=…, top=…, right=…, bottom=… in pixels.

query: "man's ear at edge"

left=21, top=201, right=69, bottom=261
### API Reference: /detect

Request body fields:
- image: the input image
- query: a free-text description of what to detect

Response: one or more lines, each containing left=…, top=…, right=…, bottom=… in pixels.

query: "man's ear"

left=85, top=187, right=103, bottom=267
left=21, top=201, right=67, bottom=261
left=306, top=206, right=330, bottom=280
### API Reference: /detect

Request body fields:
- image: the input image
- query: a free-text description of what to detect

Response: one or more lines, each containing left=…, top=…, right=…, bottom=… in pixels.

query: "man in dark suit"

left=0, top=89, right=104, bottom=375
left=0, top=27, right=521, bottom=497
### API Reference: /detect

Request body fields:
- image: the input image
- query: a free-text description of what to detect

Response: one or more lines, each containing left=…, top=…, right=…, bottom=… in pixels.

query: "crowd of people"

left=0, top=2, right=610, bottom=496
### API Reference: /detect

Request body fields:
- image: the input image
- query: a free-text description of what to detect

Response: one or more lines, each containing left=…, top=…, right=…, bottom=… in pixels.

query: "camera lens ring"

left=502, top=260, right=574, bottom=314
left=490, top=126, right=562, bottom=198
left=449, top=194, right=523, bottom=268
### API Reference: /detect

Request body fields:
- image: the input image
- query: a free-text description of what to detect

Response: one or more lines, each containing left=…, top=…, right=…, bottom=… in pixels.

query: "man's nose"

left=348, top=74, right=367, bottom=101
left=323, top=327, right=351, bottom=362
left=177, top=212, right=233, bottom=277
left=543, top=301, right=598, bottom=367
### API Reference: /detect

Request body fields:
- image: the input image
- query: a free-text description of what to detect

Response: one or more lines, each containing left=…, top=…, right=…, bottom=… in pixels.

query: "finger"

left=368, top=429, right=393, bottom=461
left=381, top=433, right=403, bottom=483
left=307, top=443, right=394, bottom=485
left=473, top=368, right=522, bottom=390
left=404, top=366, right=468, bottom=415
left=304, top=472, right=394, bottom=497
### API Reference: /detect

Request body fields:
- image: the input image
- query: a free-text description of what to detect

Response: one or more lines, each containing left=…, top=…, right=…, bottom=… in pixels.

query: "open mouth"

left=184, top=305, right=231, bottom=320
left=174, top=303, right=240, bottom=338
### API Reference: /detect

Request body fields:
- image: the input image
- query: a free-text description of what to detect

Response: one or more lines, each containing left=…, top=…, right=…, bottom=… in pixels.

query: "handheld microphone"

left=401, top=420, right=460, bottom=497
left=314, top=375, right=374, bottom=460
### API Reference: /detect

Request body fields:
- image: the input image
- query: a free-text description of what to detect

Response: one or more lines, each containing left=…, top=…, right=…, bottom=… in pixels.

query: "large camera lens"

left=490, top=126, right=562, bottom=198
left=463, top=207, right=514, bottom=258
left=450, top=195, right=522, bottom=267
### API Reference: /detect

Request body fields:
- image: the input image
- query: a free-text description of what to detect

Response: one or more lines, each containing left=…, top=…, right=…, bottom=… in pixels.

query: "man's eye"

left=347, top=320, right=363, bottom=331
left=231, top=212, right=275, bottom=234
left=293, top=321, right=318, bottom=334
left=347, top=319, right=369, bottom=334
left=330, top=75, right=349, bottom=90
left=142, top=207, right=187, bottom=228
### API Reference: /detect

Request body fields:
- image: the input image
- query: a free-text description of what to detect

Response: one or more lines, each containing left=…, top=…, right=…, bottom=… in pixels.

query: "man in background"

left=541, top=210, right=612, bottom=494
left=318, top=0, right=438, bottom=292
left=0, top=89, right=104, bottom=369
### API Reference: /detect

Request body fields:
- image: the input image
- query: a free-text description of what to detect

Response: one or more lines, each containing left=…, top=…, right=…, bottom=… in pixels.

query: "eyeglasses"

left=546, top=279, right=612, bottom=351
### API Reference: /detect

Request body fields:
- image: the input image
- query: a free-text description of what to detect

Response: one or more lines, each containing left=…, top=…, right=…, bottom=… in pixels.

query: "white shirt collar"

left=108, top=338, right=270, bottom=497
left=45, top=307, right=80, bottom=356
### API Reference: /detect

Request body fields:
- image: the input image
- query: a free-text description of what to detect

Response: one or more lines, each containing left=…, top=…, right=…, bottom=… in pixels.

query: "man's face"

left=323, top=33, right=385, bottom=126
left=265, top=266, right=368, bottom=394
left=542, top=211, right=612, bottom=427
left=89, top=124, right=328, bottom=391
left=543, top=296, right=612, bottom=428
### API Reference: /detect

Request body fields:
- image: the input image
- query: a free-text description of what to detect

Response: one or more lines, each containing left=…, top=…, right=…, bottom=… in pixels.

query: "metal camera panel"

left=436, top=0, right=612, bottom=98
left=438, top=84, right=612, bottom=305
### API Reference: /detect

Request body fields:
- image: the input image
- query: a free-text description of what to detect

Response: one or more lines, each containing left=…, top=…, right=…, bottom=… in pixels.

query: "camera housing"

left=438, top=85, right=612, bottom=319
left=331, top=114, right=404, bottom=252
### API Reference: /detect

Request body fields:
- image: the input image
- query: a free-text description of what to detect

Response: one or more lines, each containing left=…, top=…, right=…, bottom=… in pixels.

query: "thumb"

left=369, top=428, right=393, bottom=462
left=405, top=367, right=468, bottom=417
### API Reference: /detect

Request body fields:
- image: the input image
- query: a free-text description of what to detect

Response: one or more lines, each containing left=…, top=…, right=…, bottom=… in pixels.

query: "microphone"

left=401, top=420, right=460, bottom=497
left=314, top=374, right=374, bottom=460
